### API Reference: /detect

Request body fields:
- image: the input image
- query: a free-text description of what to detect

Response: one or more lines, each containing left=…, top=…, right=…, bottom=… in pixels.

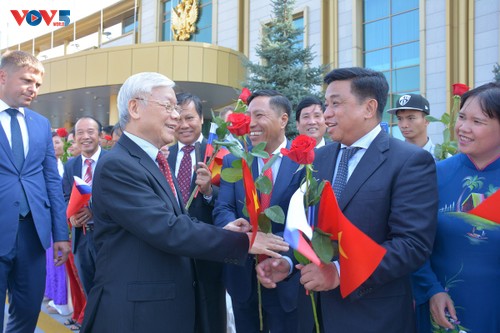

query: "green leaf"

left=228, top=145, right=244, bottom=159
left=221, top=167, right=242, bottom=183
left=258, top=213, right=272, bottom=233
left=311, top=230, right=336, bottom=263
left=250, top=149, right=269, bottom=159
left=443, top=128, right=450, bottom=142
left=231, top=159, right=242, bottom=169
left=293, top=250, right=311, bottom=265
left=441, top=112, right=450, bottom=125
left=255, top=175, right=272, bottom=194
left=262, top=153, right=279, bottom=173
left=253, top=141, right=267, bottom=152
left=425, top=115, right=440, bottom=122
left=264, top=205, right=285, bottom=224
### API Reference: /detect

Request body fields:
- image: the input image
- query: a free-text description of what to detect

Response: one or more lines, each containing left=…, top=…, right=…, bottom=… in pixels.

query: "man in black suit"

left=79, top=72, right=288, bottom=333
left=168, top=92, right=226, bottom=333
left=257, top=67, right=438, bottom=333
left=62, top=116, right=105, bottom=295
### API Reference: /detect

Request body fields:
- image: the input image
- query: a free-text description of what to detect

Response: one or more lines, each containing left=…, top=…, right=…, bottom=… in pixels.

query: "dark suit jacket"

left=0, top=108, right=68, bottom=256
left=168, top=139, right=225, bottom=333
left=213, top=140, right=304, bottom=312
left=309, top=131, right=437, bottom=333
left=80, top=134, right=250, bottom=333
left=62, top=150, right=107, bottom=253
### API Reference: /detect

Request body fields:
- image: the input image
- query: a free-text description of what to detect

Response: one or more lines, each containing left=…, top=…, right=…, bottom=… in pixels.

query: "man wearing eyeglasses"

left=79, top=72, right=289, bottom=333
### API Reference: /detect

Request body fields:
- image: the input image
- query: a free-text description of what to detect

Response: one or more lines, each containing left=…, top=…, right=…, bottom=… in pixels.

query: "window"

left=161, top=0, right=212, bottom=43
left=292, top=13, right=304, bottom=49
left=363, top=0, right=420, bottom=132
left=122, top=15, right=138, bottom=35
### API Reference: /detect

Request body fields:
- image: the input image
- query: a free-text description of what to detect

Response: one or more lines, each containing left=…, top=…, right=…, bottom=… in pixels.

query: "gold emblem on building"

left=171, top=0, right=199, bottom=41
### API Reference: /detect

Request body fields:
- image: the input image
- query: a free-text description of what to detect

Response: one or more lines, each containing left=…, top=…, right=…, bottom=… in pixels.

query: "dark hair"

left=102, top=125, right=114, bottom=135
left=111, top=122, right=122, bottom=136
left=176, top=92, right=203, bottom=118
left=324, top=67, right=389, bottom=117
left=75, top=116, right=103, bottom=134
left=460, top=81, right=500, bottom=122
left=247, top=89, right=292, bottom=117
left=295, top=96, right=324, bottom=122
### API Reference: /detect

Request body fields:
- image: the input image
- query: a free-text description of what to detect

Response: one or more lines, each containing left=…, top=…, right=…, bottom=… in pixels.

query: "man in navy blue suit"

left=257, top=68, right=438, bottom=333
left=213, top=90, right=304, bottom=333
left=0, top=50, right=70, bottom=332
left=62, top=116, right=106, bottom=296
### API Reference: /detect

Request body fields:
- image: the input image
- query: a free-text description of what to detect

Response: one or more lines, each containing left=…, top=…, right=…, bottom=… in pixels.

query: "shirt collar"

left=123, top=131, right=160, bottom=162
left=340, top=125, right=381, bottom=150
left=0, top=99, right=26, bottom=116
left=81, top=146, right=102, bottom=165
left=177, top=134, right=203, bottom=152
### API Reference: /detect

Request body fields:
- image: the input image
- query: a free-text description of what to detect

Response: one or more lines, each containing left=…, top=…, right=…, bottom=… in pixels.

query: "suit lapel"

left=0, top=121, right=15, bottom=168
left=122, top=136, right=183, bottom=214
left=339, top=132, right=389, bottom=210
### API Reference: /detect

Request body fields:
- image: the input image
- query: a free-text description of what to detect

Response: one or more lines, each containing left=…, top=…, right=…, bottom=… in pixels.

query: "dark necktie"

left=260, top=156, right=273, bottom=210
left=177, top=145, right=195, bottom=204
left=6, top=108, right=30, bottom=216
left=332, top=147, right=361, bottom=200
left=157, top=151, right=177, bottom=199
left=84, top=159, right=94, bottom=185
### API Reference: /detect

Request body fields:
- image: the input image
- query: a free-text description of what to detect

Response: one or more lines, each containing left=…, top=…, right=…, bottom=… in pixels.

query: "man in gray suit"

left=257, top=67, right=438, bottom=333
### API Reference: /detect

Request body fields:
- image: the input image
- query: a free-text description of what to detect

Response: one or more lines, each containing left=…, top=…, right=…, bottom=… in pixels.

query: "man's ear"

left=365, top=98, right=378, bottom=120
left=280, top=112, right=289, bottom=129
left=128, top=99, right=140, bottom=120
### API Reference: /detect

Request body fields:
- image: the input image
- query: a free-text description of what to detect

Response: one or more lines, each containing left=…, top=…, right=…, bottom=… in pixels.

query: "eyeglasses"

left=135, top=98, right=182, bottom=113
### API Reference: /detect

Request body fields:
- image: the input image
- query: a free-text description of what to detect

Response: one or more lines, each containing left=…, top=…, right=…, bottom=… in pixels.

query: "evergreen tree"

left=493, top=63, right=500, bottom=83
left=244, top=0, right=325, bottom=138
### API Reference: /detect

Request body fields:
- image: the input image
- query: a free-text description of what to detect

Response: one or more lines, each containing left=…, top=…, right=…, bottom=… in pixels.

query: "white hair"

left=117, top=72, right=175, bottom=129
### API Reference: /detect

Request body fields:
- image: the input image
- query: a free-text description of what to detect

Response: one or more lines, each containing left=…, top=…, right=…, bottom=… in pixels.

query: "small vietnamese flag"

left=66, top=176, right=92, bottom=218
left=242, top=159, right=260, bottom=246
left=318, top=182, right=387, bottom=298
left=468, top=189, right=500, bottom=224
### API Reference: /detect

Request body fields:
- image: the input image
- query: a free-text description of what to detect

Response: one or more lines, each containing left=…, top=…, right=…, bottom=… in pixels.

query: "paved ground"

left=4, top=299, right=74, bottom=333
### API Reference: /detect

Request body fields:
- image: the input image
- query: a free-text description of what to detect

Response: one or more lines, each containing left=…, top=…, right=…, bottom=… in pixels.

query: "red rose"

left=452, top=83, right=470, bottom=96
left=56, top=127, right=68, bottom=138
left=239, top=88, right=252, bottom=105
left=227, top=113, right=251, bottom=136
left=280, top=135, right=316, bottom=165
left=104, top=135, right=112, bottom=141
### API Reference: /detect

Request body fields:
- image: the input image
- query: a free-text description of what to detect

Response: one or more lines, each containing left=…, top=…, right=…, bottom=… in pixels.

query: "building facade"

left=1, top=0, right=499, bottom=143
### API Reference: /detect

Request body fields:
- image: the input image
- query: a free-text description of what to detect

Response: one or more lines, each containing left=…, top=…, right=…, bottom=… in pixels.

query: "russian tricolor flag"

left=66, top=176, right=92, bottom=218
left=284, top=185, right=321, bottom=266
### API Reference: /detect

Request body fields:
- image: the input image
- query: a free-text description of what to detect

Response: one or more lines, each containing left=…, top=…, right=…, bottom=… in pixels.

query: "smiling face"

left=455, top=96, right=500, bottom=168
left=75, top=118, right=100, bottom=158
left=324, top=80, right=377, bottom=146
left=296, top=104, right=326, bottom=145
left=129, top=86, right=180, bottom=149
left=175, top=100, right=203, bottom=145
left=247, top=96, right=288, bottom=153
left=396, top=109, right=429, bottom=146
left=0, top=66, right=43, bottom=108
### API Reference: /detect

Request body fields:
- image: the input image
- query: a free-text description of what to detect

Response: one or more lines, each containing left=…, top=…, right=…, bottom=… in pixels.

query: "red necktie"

left=156, top=151, right=177, bottom=198
left=260, top=156, right=273, bottom=210
left=177, top=145, right=195, bottom=204
left=84, top=159, right=93, bottom=185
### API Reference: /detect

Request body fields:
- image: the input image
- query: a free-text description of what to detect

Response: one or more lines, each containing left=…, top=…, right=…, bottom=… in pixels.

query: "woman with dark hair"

left=413, top=82, right=500, bottom=332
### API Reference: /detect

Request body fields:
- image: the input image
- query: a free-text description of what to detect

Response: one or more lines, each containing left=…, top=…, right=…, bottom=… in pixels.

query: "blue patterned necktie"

left=332, top=147, right=361, bottom=200
left=6, top=108, right=30, bottom=216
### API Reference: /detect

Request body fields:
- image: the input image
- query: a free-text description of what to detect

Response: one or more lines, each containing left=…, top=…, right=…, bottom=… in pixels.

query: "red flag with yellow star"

left=468, top=189, right=500, bottom=224
left=318, top=182, right=387, bottom=298
left=242, top=159, right=260, bottom=246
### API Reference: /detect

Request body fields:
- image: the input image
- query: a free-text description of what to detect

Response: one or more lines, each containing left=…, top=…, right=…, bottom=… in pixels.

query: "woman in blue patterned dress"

left=413, top=82, right=500, bottom=332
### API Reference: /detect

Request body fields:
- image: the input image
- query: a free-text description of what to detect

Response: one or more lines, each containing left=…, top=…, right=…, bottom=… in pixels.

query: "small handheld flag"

left=66, top=176, right=92, bottom=218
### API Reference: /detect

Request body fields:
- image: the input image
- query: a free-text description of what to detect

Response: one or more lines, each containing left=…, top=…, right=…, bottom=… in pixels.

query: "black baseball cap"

left=387, top=94, right=430, bottom=115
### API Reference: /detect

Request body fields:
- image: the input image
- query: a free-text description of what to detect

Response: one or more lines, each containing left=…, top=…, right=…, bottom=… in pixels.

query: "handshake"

left=223, top=218, right=289, bottom=258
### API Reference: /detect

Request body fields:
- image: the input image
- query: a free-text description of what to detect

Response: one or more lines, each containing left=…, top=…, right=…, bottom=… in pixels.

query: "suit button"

left=192, top=281, right=196, bottom=287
